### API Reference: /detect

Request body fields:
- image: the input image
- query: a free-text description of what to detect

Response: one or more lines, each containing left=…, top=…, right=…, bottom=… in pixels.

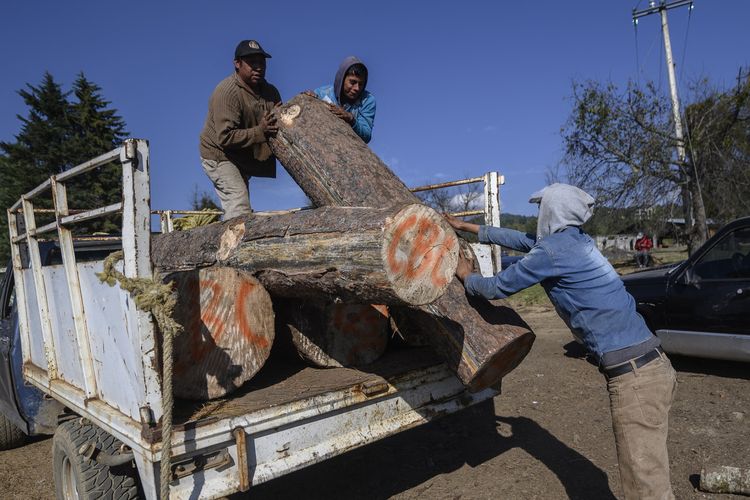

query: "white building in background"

left=595, top=234, right=636, bottom=252
left=595, top=233, right=659, bottom=252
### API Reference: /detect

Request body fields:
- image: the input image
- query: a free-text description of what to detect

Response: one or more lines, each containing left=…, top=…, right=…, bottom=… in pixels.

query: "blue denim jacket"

left=464, top=225, right=655, bottom=362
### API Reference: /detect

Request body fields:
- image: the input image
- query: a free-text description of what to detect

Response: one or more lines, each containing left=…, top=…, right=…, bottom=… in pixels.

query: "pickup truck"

left=0, top=139, right=507, bottom=499
left=622, top=216, right=750, bottom=362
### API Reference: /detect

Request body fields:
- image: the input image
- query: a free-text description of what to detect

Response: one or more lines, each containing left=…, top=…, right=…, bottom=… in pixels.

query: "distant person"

left=199, top=39, right=281, bottom=219
left=306, top=56, right=375, bottom=143
left=445, top=184, right=677, bottom=500
left=635, top=232, right=654, bottom=268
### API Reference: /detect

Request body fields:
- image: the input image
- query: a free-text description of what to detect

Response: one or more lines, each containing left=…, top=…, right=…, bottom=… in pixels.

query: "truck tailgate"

left=163, top=346, right=497, bottom=499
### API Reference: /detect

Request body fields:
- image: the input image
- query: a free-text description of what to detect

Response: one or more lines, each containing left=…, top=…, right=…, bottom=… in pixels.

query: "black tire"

left=52, top=419, right=142, bottom=500
left=0, top=412, right=26, bottom=450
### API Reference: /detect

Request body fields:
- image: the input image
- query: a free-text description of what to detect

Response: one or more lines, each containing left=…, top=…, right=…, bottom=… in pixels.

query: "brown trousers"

left=607, top=353, right=677, bottom=500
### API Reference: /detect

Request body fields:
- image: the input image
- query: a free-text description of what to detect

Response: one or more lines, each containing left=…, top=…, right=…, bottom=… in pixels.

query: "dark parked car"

left=621, top=216, right=750, bottom=362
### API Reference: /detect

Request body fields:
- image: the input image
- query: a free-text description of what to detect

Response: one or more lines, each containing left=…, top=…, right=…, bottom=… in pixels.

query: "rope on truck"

left=97, top=251, right=181, bottom=500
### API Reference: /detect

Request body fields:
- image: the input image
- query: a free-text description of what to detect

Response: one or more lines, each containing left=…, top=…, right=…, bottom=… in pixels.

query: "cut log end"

left=167, top=267, right=275, bottom=400
left=382, top=204, right=459, bottom=306
left=465, top=330, right=536, bottom=392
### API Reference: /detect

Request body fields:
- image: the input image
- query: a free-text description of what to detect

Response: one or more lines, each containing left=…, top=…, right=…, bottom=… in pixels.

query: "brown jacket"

left=199, top=73, right=281, bottom=178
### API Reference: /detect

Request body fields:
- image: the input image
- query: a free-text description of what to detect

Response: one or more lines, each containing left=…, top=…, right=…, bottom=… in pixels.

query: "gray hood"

left=529, top=183, right=595, bottom=240
left=333, top=56, right=367, bottom=105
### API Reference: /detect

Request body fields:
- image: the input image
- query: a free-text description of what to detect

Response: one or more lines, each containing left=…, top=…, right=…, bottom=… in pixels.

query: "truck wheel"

left=52, top=419, right=141, bottom=500
left=0, top=412, right=26, bottom=450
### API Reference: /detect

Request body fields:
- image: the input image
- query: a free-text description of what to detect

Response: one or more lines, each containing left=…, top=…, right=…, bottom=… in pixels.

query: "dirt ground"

left=1, top=306, right=748, bottom=499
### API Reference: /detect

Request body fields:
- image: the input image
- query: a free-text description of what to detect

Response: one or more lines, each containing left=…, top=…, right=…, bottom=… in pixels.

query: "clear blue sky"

left=1, top=1, right=748, bottom=216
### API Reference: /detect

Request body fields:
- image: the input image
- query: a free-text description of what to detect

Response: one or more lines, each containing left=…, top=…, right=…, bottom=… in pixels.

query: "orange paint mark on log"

left=236, top=280, right=270, bottom=349
left=387, top=214, right=417, bottom=274
left=199, top=279, right=227, bottom=343
left=388, top=214, right=454, bottom=288
left=405, top=218, right=440, bottom=280
left=429, top=232, right=456, bottom=288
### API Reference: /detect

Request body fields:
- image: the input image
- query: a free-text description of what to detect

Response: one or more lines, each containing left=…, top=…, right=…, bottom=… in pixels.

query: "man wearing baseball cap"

left=199, top=40, right=281, bottom=219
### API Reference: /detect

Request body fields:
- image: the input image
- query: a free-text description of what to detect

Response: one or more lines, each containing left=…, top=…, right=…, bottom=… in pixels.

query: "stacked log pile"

left=268, top=94, right=535, bottom=392
left=153, top=203, right=458, bottom=398
left=152, top=93, right=534, bottom=399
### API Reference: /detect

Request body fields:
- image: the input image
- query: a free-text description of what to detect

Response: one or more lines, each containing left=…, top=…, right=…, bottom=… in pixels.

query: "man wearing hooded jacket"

left=445, top=183, right=677, bottom=500
left=309, top=56, right=376, bottom=143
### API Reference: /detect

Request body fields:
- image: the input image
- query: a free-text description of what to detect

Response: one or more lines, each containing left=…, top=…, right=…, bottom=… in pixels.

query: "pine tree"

left=0, top=72, right=129, bottom=262
left=66, top=73, right=128, bottom=234
left=0, top=72, right=71, bottom=262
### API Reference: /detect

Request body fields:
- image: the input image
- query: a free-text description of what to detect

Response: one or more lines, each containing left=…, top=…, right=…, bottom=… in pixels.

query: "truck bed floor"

left=174, top=346, right=443, bottom=425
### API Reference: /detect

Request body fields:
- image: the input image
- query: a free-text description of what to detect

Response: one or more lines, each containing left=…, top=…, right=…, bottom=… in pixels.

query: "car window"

left=693, top=227, right=750, bottom=280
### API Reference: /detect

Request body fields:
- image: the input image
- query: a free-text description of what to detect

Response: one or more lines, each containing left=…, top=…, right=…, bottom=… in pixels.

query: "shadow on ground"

left=238, top=399, right=615, bottom=499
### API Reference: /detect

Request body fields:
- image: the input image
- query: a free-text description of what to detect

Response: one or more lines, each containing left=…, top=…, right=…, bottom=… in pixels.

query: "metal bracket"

left=233, top=427, right=250, bottom=492
left=170, top=448, right=232, bottom=482
left=78, top=442, right=135, bottom=467
left=361, top=380, right=389, bottom=397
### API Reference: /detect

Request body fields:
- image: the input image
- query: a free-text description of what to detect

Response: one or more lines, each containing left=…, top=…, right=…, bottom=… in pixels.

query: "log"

left=700, top=465, right=750, bottom=495
left=152, top=204, right=458, bottom=306
left=391, top=282, right=535, bottom=391
left=268, top=95, right=535, bottom=391
left=277, top=299, right=389, bottom=367
left=166, top=266, right=274, bottom=400
left=270, top=94, right=418, bottom=207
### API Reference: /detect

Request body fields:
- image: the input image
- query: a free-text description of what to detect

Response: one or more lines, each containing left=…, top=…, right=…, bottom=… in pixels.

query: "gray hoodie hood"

left=333, top=56, right=367, bottom=105
left=529, top=183, right=595, bottom=241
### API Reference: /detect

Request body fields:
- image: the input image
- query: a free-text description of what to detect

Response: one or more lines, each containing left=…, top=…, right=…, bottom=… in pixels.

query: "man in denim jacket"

left=446, top=183, right=677, bottom=500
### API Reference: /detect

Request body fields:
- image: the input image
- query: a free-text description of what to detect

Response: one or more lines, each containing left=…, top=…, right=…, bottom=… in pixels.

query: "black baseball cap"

left=234, top=40, right=272, bottom=59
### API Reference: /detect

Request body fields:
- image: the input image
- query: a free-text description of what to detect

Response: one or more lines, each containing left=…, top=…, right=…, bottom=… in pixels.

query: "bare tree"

left=561, top=72, right=750, bottom=254
left=415, top=178, right=484, bottom=220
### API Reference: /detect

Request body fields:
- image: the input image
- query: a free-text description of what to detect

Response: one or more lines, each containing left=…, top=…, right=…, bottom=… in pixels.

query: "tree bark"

left=269, top=94, right=419, bottom=207
left=268, top=94, right=535, bottom=391
left=700, top=465, right=750, bottom=495
left=276, top=299, right=389, bottom=368
left=689, top=171, right=709, bottom=254
left=166, top=266, right=274, bottom=400
left=152, top=204, right=458, bottom=306
left=391, top=281, right=535, bottom=391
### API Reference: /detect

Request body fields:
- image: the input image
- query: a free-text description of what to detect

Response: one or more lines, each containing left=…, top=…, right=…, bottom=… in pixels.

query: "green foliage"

left=501, top=213, right=537, bottom=234
left=190, top=186, right=220, bottom=211
left=684, top=73, right=750, bottom=223
left=0, top=73, right=127, bottom=262
left=506, top=284, right=550, bottom=308
left=66, top=73, right=127, bottom=226
left=561, top=71, right=750, bottom=254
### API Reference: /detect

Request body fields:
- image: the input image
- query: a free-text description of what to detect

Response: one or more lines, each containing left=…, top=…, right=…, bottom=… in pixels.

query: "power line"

left=633, top=16, right=667, bottom=85
left=633, top=18, right=640, bottom=85
left=678, top=2, right=694, bottom=85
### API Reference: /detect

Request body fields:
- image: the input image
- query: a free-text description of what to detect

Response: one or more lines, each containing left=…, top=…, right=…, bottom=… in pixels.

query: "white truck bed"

left=7, top=139, right=503, bottom=499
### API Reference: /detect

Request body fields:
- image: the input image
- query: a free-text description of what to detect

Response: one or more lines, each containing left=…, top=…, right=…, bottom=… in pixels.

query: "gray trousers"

left=607, top=353, right=677, bottom=500
left=201, top=158, right=252, bottom=219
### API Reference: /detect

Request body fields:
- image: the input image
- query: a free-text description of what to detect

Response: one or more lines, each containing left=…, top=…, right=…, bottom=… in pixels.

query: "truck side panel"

left=22, top=260, right=156, bottom=424
left=43, top=266, right=84, bottom=383
left=78, top=260, right=152, bottom=420
left=19, top=270, right=46, bottom=369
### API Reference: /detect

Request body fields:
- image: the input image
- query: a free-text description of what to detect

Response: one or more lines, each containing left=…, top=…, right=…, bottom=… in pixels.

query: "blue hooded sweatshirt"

left=464, top=184, right=660, bottom=366
left=314, top=56, right=376, bottom=143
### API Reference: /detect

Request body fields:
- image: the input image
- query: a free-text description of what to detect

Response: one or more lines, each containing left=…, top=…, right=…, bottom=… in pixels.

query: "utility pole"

left=633, top=0, right=695, bottom=238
